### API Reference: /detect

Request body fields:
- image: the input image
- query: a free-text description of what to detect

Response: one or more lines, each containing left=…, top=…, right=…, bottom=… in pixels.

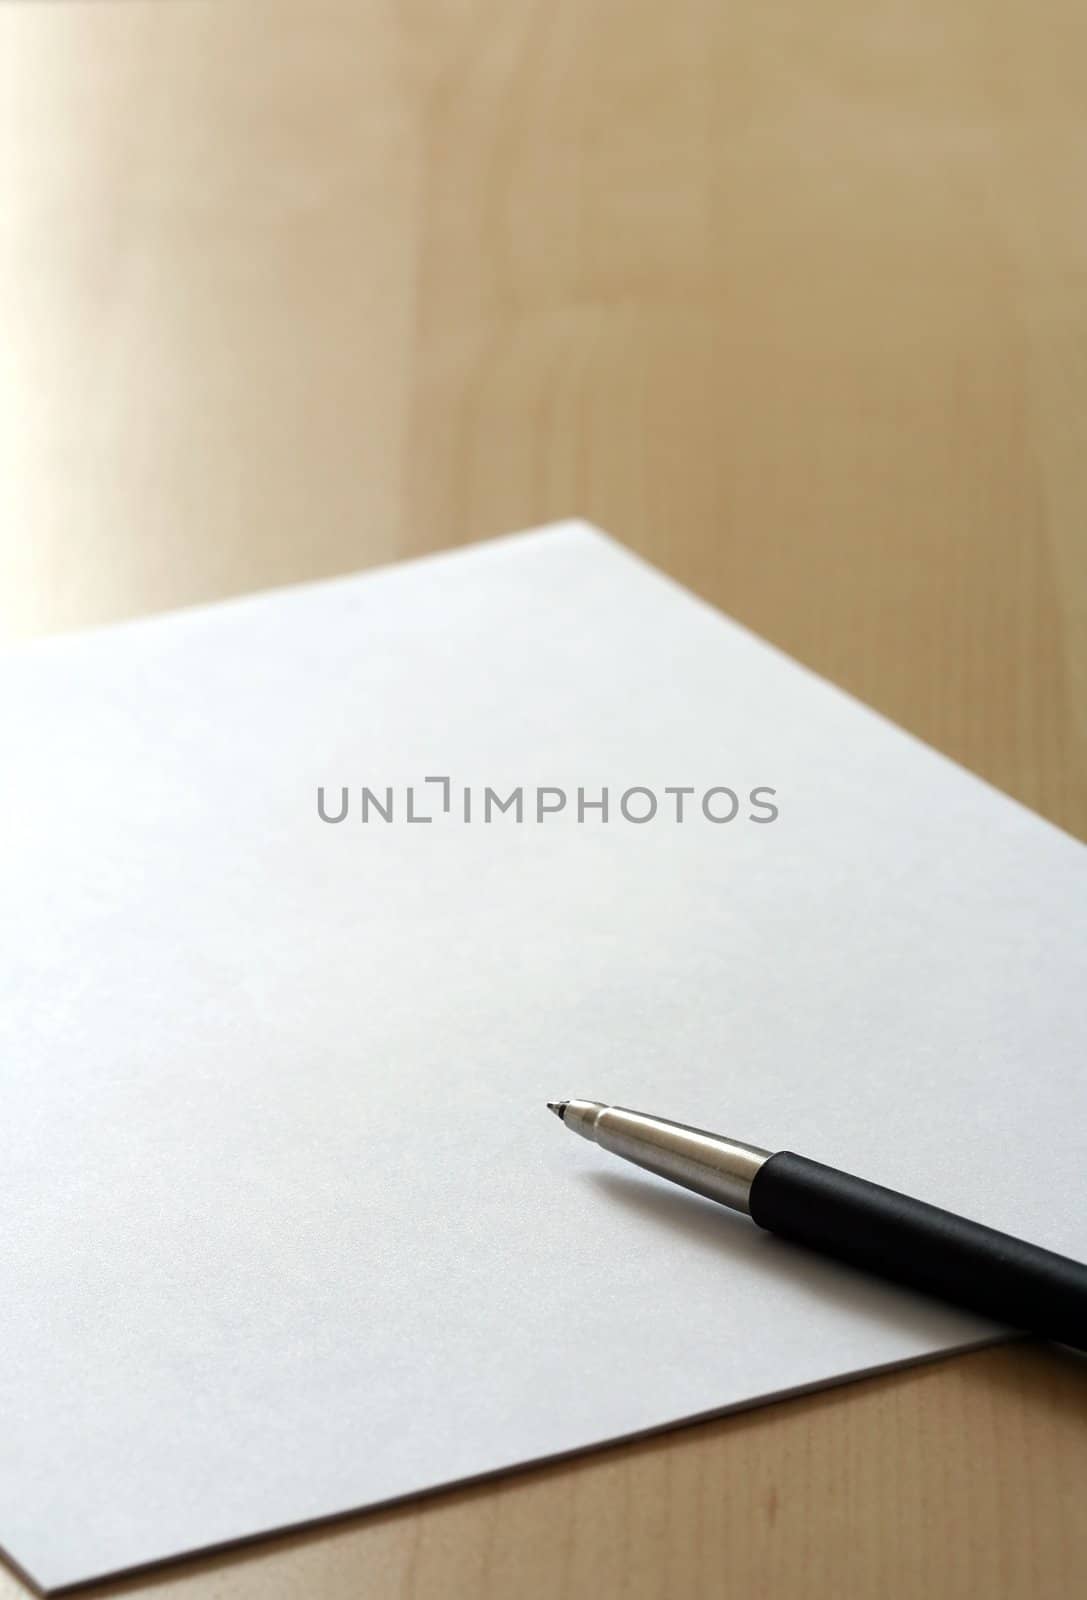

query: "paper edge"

left=0, top=521, right=602, bottom=656
left=7, top=516, right=1081, bottom=855
left=9, top=1331, right=1013, bottom=1595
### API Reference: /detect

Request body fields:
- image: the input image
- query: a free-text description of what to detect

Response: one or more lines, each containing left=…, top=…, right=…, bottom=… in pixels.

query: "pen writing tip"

left=546, top=1101, right=569, bottom=1121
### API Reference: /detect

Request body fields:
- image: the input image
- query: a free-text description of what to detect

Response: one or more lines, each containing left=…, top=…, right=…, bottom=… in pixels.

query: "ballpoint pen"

left=546, top=1100, right=1087, bottom=1351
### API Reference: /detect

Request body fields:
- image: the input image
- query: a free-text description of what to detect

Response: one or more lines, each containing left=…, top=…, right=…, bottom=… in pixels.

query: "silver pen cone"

left=548, top=1099, right=771, bottom=1214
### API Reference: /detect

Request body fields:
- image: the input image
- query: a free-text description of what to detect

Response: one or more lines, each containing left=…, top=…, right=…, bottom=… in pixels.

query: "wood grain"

left=1, top=2, right=1085, bottom=1595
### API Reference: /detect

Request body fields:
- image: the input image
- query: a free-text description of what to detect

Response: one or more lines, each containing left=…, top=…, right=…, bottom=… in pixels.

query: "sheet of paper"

left=2, top=523, right=1084, bottom=1592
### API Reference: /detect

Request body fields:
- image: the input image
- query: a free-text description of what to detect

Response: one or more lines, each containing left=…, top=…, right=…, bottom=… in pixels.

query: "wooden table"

left=2, top=3, right=1085, bottom=1595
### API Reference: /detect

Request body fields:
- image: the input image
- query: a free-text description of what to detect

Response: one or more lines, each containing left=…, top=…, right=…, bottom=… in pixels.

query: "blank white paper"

left=2, top=523, right=1084, bottom=1592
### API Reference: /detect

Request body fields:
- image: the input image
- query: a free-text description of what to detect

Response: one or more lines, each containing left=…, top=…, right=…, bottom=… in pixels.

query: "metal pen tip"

left=546, top=1101, right=569, bottom=1120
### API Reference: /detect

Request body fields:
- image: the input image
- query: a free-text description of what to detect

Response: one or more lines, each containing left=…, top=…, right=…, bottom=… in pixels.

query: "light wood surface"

left=2, top=2, right=1085, bottom=1595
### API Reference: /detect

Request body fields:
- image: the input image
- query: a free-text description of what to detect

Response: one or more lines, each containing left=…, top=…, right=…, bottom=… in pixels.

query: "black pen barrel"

left=748, top=1151, right=1087, bottom=1352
